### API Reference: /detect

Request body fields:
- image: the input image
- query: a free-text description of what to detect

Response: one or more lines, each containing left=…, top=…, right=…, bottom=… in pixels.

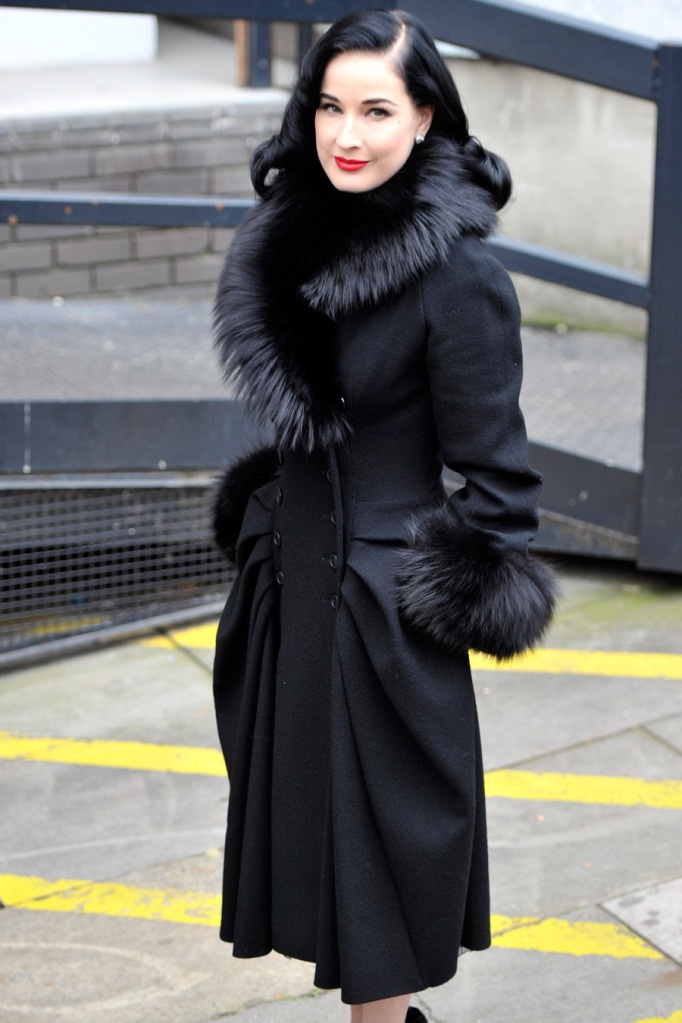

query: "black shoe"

left=406, top=1009, right=427, bottom=1023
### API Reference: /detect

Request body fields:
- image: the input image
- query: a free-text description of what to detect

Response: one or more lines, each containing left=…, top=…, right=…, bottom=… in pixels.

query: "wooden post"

left=234, top=19, right=250, bottom=88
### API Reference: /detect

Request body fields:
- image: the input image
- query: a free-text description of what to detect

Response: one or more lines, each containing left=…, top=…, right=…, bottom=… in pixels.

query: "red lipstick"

left=334, top=156, right=369, bottom=172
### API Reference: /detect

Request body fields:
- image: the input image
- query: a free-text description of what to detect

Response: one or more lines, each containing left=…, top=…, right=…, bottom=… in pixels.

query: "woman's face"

left=314, top=50, right=433, bottom=193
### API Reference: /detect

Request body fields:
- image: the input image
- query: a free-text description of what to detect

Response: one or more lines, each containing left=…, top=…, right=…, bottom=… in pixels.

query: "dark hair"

left=250, top=8, right=511, bottom=209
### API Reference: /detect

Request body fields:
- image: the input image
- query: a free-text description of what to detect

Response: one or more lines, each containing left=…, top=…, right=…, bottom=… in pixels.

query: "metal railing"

left=1, top=0, right=681, bottom=582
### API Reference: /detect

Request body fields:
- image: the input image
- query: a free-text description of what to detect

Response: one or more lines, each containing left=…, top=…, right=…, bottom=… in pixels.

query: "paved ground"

left=2, top=558, right=682, bottom=1022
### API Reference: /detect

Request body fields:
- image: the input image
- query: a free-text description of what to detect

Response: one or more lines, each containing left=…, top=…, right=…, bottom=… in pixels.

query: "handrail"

left=401, top=0, right=659, bottom=98
left=0, top=191, right=651, bottom=309
left=0, top=192, right=254, bottom=228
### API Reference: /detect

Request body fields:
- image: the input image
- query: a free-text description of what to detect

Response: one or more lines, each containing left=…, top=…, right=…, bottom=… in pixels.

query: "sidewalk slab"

left=0, top=640, right=226, bottom=882
left=0, top=756, right=226, bottom=882
left=0, top=886, right=316, bottom=1023
left=544, top=563, right=682, bottom=653
left=606, top=877, right=682, bottom=965
left=422, top=940, right=681, bottom=1023
left=487, top=727, right=682, bottom=917
left=475, top=670, right=682, bottom=769
left=0, top=640, right=216, bottom=746
left=648, top=715, right=682, bottom=754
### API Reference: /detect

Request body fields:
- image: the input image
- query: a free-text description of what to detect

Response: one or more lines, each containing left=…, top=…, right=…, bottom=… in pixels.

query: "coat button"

left=330, top=595, right=339, bottom=610
left=329, top=553, right=338, bottom=569
left=339, top=396, right=346, bottom=407
left=273, top=530, right=282, bottom=548
left=330, top=511, right=337, bottom=525
left=276, top=570, right=284, bottom=585
left=277, top=448, right=284, bottom=465
left=276, top=487, right=283, bottom=505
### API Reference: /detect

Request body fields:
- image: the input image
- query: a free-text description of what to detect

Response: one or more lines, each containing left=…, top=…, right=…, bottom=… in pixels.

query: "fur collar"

left=214, top=137, right=497, bottom=452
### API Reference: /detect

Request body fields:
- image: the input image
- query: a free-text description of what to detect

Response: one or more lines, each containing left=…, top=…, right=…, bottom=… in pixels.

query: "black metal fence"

left=1, top=475, right=232, bottom=656
left=1, top=0, right=681, bottom=660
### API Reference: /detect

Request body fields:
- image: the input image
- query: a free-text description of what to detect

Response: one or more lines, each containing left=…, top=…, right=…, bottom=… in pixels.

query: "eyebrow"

left=319, top=92, right=399, bottom=106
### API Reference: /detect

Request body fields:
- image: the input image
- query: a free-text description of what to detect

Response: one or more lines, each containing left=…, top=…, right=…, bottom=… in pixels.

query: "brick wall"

left=0, top=100, right=286, bottom=300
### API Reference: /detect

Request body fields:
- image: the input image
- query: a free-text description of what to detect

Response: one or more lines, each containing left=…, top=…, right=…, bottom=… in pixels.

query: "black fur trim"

left=396, top=504, right=557, bottom=661
left=213, top=445, right=280, bottom=563
left=299, top=138, right=497, bottom=320
left=214, top=138, right=497, bottom=453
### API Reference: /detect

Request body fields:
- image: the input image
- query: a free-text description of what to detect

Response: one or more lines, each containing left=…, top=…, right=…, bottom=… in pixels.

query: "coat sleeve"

left=396, top=237, right=557, bottom=660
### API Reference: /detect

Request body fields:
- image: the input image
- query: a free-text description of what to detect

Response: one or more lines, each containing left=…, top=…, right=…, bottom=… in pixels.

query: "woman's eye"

left=320, top=102, right=341, bottom=113
left=369, top=107, right=391, bottom=119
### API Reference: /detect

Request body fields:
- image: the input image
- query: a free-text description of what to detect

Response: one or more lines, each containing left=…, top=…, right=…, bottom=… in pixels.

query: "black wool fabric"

left=212, top=137, right=556, bottom=1004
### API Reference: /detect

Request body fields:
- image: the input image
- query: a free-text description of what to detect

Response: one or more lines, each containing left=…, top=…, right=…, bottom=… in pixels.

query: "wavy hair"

left=250, top=8, right=511, bottom=210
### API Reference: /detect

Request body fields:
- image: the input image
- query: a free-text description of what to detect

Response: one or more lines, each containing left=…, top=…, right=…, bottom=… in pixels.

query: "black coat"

left=212, top=137, right=556, bottom=1005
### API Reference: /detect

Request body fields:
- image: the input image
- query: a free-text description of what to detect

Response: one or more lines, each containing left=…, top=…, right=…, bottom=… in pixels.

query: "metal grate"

left=0, top=474, right=231, bottom=661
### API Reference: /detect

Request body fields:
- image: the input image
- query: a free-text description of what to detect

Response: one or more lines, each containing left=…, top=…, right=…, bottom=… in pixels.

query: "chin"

left=331, top=177, right=374, bottom=193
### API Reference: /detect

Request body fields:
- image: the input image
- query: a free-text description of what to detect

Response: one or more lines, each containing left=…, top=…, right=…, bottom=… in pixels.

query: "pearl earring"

left=414, top=134, right=425, bottom=145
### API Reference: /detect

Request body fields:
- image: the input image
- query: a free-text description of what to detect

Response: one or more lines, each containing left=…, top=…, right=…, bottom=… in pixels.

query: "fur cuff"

left=396, top=504, right=557, bottom=661
left=213, top=445, right=280, bottom=562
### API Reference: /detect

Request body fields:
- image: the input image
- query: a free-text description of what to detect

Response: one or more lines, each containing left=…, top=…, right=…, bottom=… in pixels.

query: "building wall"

left=0, top=101, right=284, bottom=301
left=446, top=57, right=654, bottom=334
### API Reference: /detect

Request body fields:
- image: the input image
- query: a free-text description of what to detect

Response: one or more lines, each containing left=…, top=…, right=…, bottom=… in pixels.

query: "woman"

left=212, top=9, right=556, bottom=1022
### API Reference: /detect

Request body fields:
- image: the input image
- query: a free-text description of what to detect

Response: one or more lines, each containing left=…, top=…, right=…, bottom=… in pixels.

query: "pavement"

left=2, top=558, right=682, bottom=1022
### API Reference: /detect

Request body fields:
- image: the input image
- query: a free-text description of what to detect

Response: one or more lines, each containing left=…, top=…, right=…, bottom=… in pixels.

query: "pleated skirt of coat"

left=213, top=448, right=491, bottom=1005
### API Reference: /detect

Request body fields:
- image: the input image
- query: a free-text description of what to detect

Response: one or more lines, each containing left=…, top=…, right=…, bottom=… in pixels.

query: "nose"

left=336, top=116, right=362, bottom=151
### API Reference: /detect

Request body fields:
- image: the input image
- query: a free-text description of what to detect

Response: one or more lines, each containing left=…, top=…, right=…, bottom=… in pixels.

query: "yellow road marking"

left=145, top=624, right=682, bottom=680
left=473, top=648, right=682, bottom=679
left=485, top=770, right=682, bottom=809
left=490, top=914, right=662, bottom=960
left=145, top=622, right=218, bottom=650
left=633, top=1014, right=682, bottom=1023
left=22, top=615, right=106, bottom=637
left=3, top=732, right=682, bottom=810
left=0, top=874, right=220, bottom=926
left=0, top=732, right=225, bottom=776
left=0, top=874, right=662, bottom=961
